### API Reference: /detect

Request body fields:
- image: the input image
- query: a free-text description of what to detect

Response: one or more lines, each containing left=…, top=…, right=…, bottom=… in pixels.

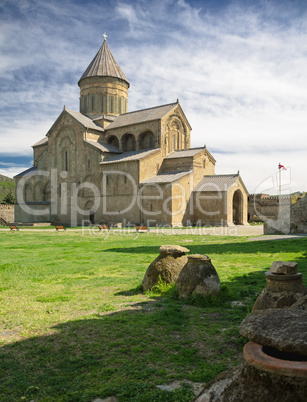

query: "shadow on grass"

left=0, top=270, right=272, bottom=402
left=0, top=297, right=229, bottom=402
left=2, top=237, right=307, bottom=401
left=104, top=237, right=307, bottom=261
left=115, top=285, right=143, bottom=296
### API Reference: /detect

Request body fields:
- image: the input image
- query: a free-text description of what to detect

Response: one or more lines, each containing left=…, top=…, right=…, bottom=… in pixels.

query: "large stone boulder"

left=239, top=309, right=307, bottom=356
left=176, top=254, right=220, bottom=299
left=142, top=245, right=189, bottom=291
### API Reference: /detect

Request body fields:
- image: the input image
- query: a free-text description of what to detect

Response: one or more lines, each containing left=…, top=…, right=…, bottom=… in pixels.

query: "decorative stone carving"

left=142, top=245, right=189, bottom=291
left=58, top=114, right=72, bottom=128
left=176, top=254, right=220, bottom=299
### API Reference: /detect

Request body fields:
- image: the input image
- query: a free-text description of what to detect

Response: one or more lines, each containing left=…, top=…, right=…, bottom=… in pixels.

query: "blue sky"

left=0, top=0, right=306, bottom=194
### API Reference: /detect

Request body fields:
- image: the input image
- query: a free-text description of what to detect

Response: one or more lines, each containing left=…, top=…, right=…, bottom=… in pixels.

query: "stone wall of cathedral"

left=79, top=76, right=129, bottom=118
left=105, top=120, right=160, bottom=152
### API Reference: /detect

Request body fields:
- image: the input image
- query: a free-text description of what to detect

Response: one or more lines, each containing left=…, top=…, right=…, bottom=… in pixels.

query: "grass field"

left=0, top=231, right=306, bottom=401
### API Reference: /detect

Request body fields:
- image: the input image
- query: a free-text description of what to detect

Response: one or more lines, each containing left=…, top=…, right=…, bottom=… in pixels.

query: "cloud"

left=0, top=166, right=31, bottom=179
left=0, top=162, right=27, bottom=167
left=0, top=119, right=54, bottom=155
left=215, top=149, right=305, bottom=195
left=0, top=0, right=306, bottom=192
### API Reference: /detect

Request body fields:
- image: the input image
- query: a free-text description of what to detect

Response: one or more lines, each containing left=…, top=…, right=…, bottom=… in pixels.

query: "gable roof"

left=79, top=39, right=129, bottom=86
left=85, top=139, right=121, bottom=153
left=32, top=136, right=48, bottom=147
left=164, top=147, right=216, bottom=164
left=65, top=109, right=104, bottom=132
left=14, top=166, right=38, bottom=178
left=101, top=148, right=160, bottom=164
left=193, top=174, right=240, bottom=192
left=46, top=108, right=104, bottom=137
left=165, top=147, right=204, bottom=159
left=141, top=170, right=192, bottom=184
left=105, top=102, right=177, bottom=130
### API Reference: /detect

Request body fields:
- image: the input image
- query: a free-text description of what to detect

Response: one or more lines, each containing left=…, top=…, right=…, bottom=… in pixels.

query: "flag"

left=278, top=163, right=286, bottom=170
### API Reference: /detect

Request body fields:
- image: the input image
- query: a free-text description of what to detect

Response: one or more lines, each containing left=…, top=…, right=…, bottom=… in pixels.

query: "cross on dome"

left=103, top=33, right=108, bottom=41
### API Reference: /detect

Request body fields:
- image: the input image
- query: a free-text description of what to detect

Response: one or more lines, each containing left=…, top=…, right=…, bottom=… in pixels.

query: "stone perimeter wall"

left=264, top=194, right=307, bottom=234
left=248, top=194, right=290, bottom=221
left=0, top=204, right=15, bottom=224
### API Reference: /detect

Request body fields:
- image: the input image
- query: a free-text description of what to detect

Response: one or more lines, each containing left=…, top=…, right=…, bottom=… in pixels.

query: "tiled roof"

left=101, top=148, right=160, bottom=164
left=65, top=109, right=104, bottom=132
left=85, top=139, right=121, bottom=153
left=141, top=170, right=192, bottom=184
left=193, top=174, right=239, bottom=192
left=105, top=102, right=177, bottom=130
left=93, top=115, right=116, bottom=122
left=79, top=39, right=129, bottom=86
left=164, top=147, right=204, bottom=159
left=32, top=137, right=48, bottom=147
left=14, top=167, right=38, bottom=178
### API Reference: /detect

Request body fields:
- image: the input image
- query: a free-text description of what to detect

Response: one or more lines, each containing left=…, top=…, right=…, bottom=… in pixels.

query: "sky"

left=0, top=0, right=306, bottom=195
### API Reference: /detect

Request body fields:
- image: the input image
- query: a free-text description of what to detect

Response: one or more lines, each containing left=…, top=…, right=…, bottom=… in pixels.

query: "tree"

left=2, top=193, right=15, bottom=205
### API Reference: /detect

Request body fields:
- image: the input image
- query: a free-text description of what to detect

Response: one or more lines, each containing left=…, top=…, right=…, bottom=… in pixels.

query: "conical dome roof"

left=79, top=39, right=129, bottom=87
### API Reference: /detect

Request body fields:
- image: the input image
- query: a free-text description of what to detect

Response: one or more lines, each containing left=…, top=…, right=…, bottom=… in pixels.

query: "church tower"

left=78, top=37, right=130, bottom=120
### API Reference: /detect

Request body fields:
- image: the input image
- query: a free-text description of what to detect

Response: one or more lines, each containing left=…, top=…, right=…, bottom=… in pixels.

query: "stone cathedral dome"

left=78, top=38, right=129, bottom=119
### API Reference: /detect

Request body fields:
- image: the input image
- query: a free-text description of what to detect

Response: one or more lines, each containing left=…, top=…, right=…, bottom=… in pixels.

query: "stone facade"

left=15, top=39, right=249, bottom=227
left=0, top=204, right=15, bottom=225
left=189, top=175, right=249, bottom=226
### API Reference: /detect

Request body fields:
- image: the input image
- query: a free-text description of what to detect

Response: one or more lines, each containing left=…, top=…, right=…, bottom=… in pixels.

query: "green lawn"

left=0, top=231, right=306, bottom=401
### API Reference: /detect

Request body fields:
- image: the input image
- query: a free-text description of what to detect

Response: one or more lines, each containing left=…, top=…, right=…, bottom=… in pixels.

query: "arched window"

left=107, top=136, right=119, bottom=149
left=44, top=182, right=51, bottom=202
left=169, top=120, right=181, bottom=152
left=139, top=131, right=155, bottom=149
left=64, top=150, right=69, bottom=171
left=122, top=134, right=136, bottom=152
left=25, top=183, right=33, bottom=202
left=34, top=183, right=42, bottom=201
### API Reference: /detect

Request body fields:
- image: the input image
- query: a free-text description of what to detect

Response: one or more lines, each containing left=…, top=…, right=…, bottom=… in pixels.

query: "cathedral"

left=15, top=38, right=248, bottom=227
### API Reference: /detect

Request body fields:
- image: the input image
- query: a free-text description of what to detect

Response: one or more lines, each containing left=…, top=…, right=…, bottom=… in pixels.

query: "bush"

left=2, top=193, right=15, bottom=204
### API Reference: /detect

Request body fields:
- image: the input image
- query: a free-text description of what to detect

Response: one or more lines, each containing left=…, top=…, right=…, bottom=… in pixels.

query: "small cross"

left=103, top=33, right=108, bottom=41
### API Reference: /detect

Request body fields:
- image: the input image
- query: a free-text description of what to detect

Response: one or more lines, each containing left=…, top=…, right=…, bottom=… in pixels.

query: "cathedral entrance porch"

left=232, top=189, right=244, bottom=225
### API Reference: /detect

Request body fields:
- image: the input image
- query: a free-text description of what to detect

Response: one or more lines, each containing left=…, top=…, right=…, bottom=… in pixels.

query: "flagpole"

left=279, top=162, right=281, bottom=216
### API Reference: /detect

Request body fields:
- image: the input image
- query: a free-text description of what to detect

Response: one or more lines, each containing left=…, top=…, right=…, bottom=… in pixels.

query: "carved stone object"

left=142, top=245, right=189, bottom=291
left=176, top=254, right=220, bottom=299
left=252, top=261, right=307, bottom=312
